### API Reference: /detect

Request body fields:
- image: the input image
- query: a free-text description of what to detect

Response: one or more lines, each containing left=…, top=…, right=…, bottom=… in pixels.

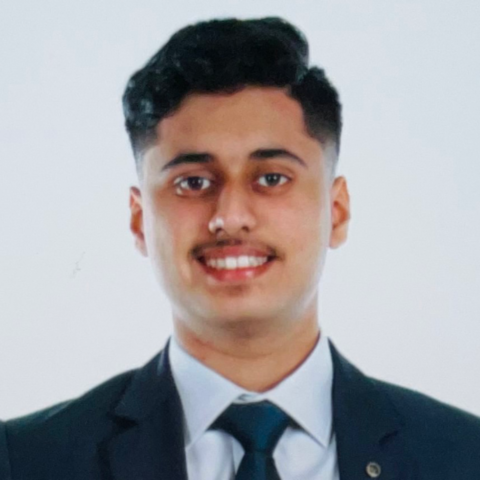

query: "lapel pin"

left=366, top=461, right=381, bottom=478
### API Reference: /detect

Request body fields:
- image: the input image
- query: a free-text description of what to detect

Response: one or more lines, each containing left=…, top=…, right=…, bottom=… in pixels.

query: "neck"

left=173, top=311, right=320, bottom=392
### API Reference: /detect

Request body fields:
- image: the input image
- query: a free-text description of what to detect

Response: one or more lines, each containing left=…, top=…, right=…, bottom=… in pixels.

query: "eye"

left=257, top=173, right=290, bottom=188
left=174, top=176, right=212, bottom=193
left=173, top=173, right=291, bottom=194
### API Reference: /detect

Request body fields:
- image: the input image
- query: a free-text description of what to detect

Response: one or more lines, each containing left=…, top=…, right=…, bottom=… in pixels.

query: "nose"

left=209, top=183, right=257, bottom=236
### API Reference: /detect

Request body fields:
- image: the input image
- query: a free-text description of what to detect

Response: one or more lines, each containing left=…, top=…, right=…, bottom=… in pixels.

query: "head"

left=125, top=17, right=350, bottom=342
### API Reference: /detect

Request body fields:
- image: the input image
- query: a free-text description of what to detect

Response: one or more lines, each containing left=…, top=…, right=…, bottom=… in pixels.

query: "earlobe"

left=329, top=176, right=351, bottom=249
left=129, top=186, right=148, bottom=257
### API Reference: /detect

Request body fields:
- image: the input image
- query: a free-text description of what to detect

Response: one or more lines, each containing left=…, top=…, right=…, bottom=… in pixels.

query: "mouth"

left=194, top=255, right=278, bottom=283
left=196, top=255, right=277, bottom=265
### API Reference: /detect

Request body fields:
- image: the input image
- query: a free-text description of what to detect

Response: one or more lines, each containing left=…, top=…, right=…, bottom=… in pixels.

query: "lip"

left=194, top=256, right=277, bottom=283
left=197, top=245, right=276, bottom=261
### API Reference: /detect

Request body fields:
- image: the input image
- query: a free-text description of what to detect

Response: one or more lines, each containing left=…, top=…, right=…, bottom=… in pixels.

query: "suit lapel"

left=102, top=337, right=415, bottom=480
left=105, top=340, right=188, bottom=480
left=329, top=340, right=414, bottom=480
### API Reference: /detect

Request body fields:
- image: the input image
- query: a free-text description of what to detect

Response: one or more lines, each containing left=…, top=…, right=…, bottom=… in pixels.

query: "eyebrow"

left=160, top=148, right=308, bottom=172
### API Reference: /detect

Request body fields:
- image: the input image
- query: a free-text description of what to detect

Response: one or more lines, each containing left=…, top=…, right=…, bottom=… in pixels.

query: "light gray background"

left=1, top=0, right=479, bottom=419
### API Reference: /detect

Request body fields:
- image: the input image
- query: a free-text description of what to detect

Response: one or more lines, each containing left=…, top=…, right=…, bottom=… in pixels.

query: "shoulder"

left=2, top=368, right=136, bottom=463
left=1, top=347, right=169, bottom=479
left=5, top=369, right=135, bottom=432
left=1, top=369, right=137, bottom=479
left=373, top=376, right=480, bottom=434
left=370, top=375, right=480, bottom=465
left=330, top=340, right=480, bottom=446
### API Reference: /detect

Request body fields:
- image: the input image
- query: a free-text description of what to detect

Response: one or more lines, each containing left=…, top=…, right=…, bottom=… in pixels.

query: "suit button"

left=366, top=461, right=381, bottom=478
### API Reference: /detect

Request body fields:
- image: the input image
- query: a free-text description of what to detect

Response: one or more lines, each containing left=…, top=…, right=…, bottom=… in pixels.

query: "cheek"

left=143, top=194, right=177, bottom=262
left=144, top=209, right=194, bottom=292
left=275, top=196, right=327, bottom=249
left=149, top=200, right=203, bottom=272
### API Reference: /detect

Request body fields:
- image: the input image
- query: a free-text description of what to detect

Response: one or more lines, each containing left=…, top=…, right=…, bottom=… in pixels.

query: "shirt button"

left=366, top=461, right=381, bottom=478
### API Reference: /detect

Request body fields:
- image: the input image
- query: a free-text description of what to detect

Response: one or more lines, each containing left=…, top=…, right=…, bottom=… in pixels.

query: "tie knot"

left=210, top=400, right=291, bottom=455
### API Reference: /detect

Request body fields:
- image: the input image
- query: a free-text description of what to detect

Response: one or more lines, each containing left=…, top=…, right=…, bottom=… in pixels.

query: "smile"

left=195, top=255, right=277, bottom=282
left=201, top=255, right=272, bottom=270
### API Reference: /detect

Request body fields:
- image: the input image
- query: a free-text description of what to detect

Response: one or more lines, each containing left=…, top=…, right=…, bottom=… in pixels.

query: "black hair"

left=122, top=17, right=342, bottom=174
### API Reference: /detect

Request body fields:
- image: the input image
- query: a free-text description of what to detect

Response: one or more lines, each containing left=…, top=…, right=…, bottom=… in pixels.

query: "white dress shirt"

left=168, top=333, right=340, bottom=480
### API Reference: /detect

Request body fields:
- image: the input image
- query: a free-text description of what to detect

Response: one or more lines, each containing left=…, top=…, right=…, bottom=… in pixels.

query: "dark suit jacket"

left=1, top=340, right=480, bottom=479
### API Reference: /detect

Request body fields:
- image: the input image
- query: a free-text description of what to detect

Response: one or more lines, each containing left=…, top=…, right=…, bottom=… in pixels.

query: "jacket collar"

left=105, top=338, right=413, bottom=480
left=329, top=339, right=413, bottom=480
left=106, top=338, right=188, bottom=480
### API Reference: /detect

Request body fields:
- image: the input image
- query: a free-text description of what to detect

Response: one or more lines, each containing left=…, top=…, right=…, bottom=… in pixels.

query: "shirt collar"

left=168, top=332, right=334, bottom=449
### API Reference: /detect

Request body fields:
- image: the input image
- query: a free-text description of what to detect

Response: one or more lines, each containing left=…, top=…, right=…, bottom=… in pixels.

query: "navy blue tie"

left=210, top=400, right=291, bottom=480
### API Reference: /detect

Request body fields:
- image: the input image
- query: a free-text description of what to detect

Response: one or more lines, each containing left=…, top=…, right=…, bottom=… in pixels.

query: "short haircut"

left=122, top=17, right=342, bottom=176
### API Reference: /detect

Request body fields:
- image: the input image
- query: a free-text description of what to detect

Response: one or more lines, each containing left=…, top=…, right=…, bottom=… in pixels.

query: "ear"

left=329, top=176, right=351, bottom=249
left=129, top=186, right=148, bottom=257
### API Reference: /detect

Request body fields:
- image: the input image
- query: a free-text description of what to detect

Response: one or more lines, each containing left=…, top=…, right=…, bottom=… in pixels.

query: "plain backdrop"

left=1, top=0, right=479, bottom=420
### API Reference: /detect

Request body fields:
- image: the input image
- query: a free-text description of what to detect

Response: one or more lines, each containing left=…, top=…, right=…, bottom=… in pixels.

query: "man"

left=1, top=16, right=479, bottom=480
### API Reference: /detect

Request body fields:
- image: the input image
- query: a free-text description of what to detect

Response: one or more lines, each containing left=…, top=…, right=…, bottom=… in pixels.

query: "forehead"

left=154, top=86, right=320, bottom=155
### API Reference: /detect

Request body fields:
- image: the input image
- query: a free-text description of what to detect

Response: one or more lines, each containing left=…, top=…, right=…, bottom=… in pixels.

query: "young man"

left=1, top=16, right=479, bottom=480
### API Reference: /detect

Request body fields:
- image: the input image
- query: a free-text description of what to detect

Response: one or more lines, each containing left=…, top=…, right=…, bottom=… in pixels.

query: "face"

left=129, top=86, right=350, bottom=339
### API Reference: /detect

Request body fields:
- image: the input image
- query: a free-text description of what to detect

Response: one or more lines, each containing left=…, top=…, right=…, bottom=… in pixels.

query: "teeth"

left=205, top=256, right=269, bottom=270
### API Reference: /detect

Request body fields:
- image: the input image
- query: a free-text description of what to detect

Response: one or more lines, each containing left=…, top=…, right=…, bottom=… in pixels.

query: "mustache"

left=192, top=238, right=278, bottom=258
left=191, top=239, right=242, bottom=258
